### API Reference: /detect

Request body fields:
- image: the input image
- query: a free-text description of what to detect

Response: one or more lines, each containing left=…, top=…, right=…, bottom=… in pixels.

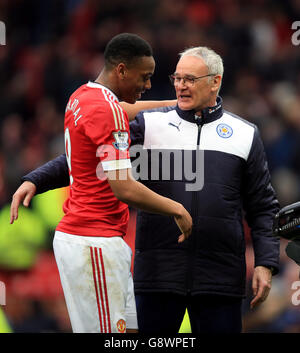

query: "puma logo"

left=168, top=121, right=181, bottom=131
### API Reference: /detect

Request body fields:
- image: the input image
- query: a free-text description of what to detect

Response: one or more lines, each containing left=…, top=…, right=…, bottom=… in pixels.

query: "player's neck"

left=94, top=71, right=119, bottom=99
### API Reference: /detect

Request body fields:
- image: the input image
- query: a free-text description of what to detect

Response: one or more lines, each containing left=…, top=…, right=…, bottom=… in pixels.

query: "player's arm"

left=106, top=168, right=192, bottom=243
left=10, top=99, right=176, bottom=223
left=10, top=154, right=69, bottom=224
left=120, top=100, right=177, bottom=121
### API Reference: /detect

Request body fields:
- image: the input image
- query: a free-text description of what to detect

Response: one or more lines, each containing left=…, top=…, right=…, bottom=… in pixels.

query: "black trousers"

left=135, top=293, right=242, bottom=334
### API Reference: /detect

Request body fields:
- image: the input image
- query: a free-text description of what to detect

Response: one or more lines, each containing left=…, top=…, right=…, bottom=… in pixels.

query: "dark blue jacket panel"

left=131, top=99, right=279, bottom=297
left=22, top=154, right=69, bottom=193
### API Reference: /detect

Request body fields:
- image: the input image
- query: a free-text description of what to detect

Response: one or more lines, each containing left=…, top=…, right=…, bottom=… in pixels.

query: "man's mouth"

left=178, top=94, right=192, bottom=100
left=136, top=90, right=145, bottom=99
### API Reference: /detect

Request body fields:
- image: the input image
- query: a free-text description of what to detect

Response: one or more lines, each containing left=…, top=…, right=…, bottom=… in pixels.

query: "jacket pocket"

left=197, top=216, right=244, bottom=255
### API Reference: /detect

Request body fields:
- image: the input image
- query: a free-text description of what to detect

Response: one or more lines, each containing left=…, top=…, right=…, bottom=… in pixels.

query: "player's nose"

left=144, top=78, right=151, bottom=90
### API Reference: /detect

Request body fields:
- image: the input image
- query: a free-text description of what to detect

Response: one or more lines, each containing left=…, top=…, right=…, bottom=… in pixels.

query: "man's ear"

left=116, top=63, right=127, bottom=80
left=211, top=75, right=222, bottom=93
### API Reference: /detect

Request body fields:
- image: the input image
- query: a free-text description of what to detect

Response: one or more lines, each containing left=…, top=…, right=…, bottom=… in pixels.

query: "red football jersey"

left=56, top=81, right=131, bottom=237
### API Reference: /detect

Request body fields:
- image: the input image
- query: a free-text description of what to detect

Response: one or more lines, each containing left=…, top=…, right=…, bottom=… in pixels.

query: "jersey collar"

left=175, top=96, right=223, bottom=125
left=86, top=81, right=119, bottom=102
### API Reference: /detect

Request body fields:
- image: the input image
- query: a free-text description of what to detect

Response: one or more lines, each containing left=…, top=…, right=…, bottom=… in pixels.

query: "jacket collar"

left=175, top=96, right=223, bottom=125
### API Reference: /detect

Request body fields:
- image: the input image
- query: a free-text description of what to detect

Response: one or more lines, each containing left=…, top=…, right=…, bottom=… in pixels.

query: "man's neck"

left=195, top=99, right=217, bottom=116
left=94, top=70, right=120, bottom=99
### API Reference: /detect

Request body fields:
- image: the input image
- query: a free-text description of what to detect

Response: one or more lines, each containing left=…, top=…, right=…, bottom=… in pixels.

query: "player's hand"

left=10, top=181, right=37, bottom=224
left=250, top=266, right=272, bottom=309
left=174, top=206, right=193, bottom=243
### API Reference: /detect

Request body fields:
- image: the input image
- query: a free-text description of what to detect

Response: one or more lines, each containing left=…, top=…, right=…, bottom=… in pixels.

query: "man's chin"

left=124, top=92, right=142, bottom=104
left=178, top=101, right=194, bottom=111
left=123, top=97, right=137, bottom=104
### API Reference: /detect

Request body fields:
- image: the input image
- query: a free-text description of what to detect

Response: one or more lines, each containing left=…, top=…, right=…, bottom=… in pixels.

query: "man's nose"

left=145, top=78, right=151, bottom=90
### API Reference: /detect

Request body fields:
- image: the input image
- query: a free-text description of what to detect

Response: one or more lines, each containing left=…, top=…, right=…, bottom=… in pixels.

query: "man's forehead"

left=175, top=55, right=207, bottom=74
left=131, top=55, right=155, bottom=72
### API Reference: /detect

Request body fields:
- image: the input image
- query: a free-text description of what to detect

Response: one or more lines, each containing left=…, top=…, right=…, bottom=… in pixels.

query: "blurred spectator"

left=243, top=240, right=300, bottom=333
left=1, top=251, right=72, bottom=332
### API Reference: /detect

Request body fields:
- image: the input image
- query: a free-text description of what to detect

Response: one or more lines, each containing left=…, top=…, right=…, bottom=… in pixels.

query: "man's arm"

left=10, top=154, right=69, bottom=224
left=242, top=127, right=280, bottom=308
left=120, top=100, right=176, bottom=121
left=21, top=154, right=69, bottom=193
left=106, top=168, right=192, bottom=243
left=10, top=100, right=177, bottom=224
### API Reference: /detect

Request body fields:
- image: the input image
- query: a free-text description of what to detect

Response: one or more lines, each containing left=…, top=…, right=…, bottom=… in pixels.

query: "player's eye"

left=142, top=75, right=151, bottom=83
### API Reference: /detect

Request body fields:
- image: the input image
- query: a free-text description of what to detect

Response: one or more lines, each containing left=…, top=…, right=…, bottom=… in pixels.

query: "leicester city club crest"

left=112, top=131, right=129, bottom=151
left=216, top=123, right=233, bottom=138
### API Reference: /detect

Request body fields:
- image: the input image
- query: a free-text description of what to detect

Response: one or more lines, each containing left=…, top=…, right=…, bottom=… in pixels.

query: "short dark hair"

left=104, top=33, right=153, bottom=68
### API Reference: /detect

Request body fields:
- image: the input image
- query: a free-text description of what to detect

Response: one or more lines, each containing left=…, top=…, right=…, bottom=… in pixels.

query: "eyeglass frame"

left=169, top=73, right=216, bottom=86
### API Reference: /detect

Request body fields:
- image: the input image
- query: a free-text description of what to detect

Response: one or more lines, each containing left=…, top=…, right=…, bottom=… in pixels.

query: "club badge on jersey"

left=112, top=131, right=129, bottom=151
left=216, top=123, right=233, bottom=139
left=116, top=319, right=126, bottom=333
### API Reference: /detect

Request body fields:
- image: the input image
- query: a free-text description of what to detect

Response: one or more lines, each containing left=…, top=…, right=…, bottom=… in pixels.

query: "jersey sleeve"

left=85, top=102, right=132, bottom=171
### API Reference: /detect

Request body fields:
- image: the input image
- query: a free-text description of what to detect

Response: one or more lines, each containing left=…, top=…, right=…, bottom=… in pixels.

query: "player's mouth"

left=136, top=90, right=145, bottom=100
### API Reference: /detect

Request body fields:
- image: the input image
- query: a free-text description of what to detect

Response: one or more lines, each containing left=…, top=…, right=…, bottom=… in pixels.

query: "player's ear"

left=116, top=63, right=127, bottom=80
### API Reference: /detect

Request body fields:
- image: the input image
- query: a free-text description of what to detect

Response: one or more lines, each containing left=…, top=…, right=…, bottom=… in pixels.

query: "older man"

left=10, top=46, right=279, bottom=333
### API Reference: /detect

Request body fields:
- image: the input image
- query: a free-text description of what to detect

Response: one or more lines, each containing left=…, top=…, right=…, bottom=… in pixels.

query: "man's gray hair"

left=179, top=46, right=224, bottom=76
left=179, top=47, right=224, bottom=93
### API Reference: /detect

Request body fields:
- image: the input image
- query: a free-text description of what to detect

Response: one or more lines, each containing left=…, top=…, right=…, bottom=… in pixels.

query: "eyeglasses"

left=169, top=74, right=215, bottom=86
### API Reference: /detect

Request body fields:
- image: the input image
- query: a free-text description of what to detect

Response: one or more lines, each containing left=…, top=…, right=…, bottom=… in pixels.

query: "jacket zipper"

left=186, top=117, right=204, bottom=294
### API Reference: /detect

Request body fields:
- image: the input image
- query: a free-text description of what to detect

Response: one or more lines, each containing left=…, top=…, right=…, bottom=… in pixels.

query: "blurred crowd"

left=0, top=0, right=299, bottom=333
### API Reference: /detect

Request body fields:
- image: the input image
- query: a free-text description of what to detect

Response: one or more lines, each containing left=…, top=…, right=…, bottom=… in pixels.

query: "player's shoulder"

left=76, top=83, right=120, bottom=111
left=68, top=82, right=128, bottom=130
left=71, top=82, right=114, bottom=102
left=88, top=86, right=127, bottom=130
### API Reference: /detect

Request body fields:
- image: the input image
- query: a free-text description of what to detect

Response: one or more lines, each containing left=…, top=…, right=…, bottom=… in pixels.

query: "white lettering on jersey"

left=66, top=98, right=83, bottom=126
left=65, top=127, right=74, bottom=185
